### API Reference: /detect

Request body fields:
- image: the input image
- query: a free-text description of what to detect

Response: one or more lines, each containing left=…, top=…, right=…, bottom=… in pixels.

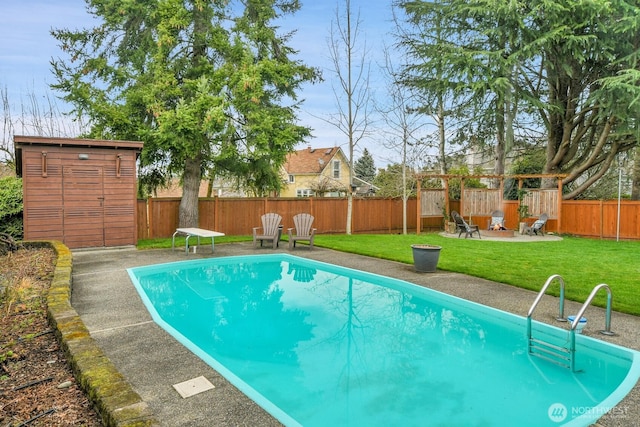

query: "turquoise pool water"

left=128, top=254, right=640, bottom=427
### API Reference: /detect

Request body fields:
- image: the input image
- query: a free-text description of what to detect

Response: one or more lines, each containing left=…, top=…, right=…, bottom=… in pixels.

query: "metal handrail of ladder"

left=569, top=283, right=614, bottom=371
left=526, top=274, right=568, bottom=368
left=526, top=274, right=567, bottom=339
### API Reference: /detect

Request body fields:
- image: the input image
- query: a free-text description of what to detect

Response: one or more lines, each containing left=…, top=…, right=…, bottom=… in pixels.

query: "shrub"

left=0, top=176, right=23, bottom=239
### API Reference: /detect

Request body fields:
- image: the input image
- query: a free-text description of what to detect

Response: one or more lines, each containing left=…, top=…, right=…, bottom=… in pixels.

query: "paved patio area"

left=440, top=230, right=563, bottom=242
left=71, top=242, right=639, bottom=426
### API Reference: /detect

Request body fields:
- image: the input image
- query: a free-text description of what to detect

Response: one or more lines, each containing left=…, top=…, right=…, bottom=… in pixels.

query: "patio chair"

left=451, top=211, right=481, bottom=239
left=253, top=213, right=282, bottom=248
left=487, top=210, right=506, bottom=230
left=288, top=213, right=317, bottom=250
left=525, top=213, right=548, bottom=236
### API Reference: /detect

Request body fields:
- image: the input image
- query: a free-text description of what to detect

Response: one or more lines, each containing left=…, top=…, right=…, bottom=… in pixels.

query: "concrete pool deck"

left=70, top=242, right=640, bottom=426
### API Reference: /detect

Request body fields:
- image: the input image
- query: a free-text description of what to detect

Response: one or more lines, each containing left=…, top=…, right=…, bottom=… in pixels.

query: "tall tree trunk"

left=347, top=129, right=354, bottom=234
left=178, top=4, right=208, bottom=228
left=493, top=94, right=505, bottom=189
left=437, top=95, right=446, bottom=176
left=402, top=126, right=409, bottom=235
left=179, top=155, right=202, bottom=228
left=328, top=0, right=371, bottom=234
left=345, top=0, right=354, bottom=235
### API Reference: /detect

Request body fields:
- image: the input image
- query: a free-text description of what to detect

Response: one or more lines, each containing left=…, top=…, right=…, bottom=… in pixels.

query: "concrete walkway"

left=71, top=243, right=640, bottom=426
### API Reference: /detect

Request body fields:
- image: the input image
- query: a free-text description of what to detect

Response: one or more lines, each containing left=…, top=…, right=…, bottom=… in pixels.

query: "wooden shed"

left=14, top=135, right=143, bottom=249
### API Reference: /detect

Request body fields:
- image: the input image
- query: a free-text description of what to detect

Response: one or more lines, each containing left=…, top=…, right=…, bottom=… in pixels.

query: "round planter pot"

left=411, top=244, right=442, bottom=273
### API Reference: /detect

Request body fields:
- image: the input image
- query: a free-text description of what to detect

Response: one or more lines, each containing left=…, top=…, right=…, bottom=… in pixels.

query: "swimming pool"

left=128, top=254, right=640, bottom=426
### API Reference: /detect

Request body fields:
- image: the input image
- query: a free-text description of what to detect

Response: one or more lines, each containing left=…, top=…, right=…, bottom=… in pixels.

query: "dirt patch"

left=0, top=247, right=102, bottom=426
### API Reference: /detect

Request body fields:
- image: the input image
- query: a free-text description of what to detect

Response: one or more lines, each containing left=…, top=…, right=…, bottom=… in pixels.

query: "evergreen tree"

left=51, top=0, right=320, bottom=227
left=398, top=0, right=640, bottom=199
left=354, top=148, right=376, bottom=183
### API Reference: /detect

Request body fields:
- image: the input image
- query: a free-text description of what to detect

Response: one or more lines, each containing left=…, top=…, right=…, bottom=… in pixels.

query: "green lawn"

left=138, top=233, right=640, bottom=316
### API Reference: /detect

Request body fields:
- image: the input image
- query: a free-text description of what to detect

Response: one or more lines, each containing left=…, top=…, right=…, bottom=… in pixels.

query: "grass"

left=137, top=233, right=640, bottom=316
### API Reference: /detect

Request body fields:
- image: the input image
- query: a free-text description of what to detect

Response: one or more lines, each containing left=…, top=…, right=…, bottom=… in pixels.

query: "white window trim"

left=296, top=189, right=313, bottom=197
left=333, top=160, right=340, bottom=178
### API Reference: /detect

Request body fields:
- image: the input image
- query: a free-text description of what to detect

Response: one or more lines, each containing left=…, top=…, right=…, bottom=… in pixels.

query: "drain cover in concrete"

left=172, top=376, right=215, bottom=398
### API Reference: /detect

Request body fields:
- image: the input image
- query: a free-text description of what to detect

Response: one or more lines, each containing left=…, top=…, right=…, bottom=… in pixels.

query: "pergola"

left=415, top=174, right=567, bottom=234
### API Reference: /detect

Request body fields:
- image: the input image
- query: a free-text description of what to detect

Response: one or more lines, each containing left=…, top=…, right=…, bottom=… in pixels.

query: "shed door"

left=63, top=166, right=105, bottom=247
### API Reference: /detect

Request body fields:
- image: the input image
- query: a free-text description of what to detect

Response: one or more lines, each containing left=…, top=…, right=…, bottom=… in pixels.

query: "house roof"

left=284, top=146, right=341, bottom=174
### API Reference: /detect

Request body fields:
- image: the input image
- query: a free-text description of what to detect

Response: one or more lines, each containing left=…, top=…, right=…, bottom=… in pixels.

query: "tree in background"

left=397, top=0, right=640, bottom=199
left=373, top=163, right=418, bottom=198
left=397, top=0, right=518, bottom=188
left=354, top=148, right=375, bottom=183
left=375, top=44, right=431, bottom=233
left=1, top=87, right=87, bottom=168
left=0, top=87, right=89, bottom=237
left=533, top=0, right=640, bottom=197
left=328, top=0, right=373, bottom=234
left=503, top=149, right=546, bottom=200
left=51, top=0, right=320, bottom=227
left=444, top=165, right=486, bottom=201
left=310, top=176, right=348, bottom=197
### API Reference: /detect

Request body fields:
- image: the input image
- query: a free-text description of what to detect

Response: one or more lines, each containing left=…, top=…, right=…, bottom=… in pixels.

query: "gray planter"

left=411, top=244, right=442, bottom=273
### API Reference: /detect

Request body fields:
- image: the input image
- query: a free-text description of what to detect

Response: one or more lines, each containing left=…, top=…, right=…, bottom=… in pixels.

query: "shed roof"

left=14, top=135, right=144, bottom=177
left=14, top=135, right=143, bottom=150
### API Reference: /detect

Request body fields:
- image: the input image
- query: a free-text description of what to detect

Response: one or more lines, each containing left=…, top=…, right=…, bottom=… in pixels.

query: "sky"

left=0, top=0, right=409, bottom=167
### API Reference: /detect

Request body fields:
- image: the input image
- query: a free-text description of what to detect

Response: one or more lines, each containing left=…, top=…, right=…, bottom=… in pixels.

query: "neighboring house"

left=352, top=175, right=379, bottom=196
left=465, top=145, right=528, bottom=183
left=153, top=146, right=359, bottom=198
left=281, top=146, right=351, bottom=197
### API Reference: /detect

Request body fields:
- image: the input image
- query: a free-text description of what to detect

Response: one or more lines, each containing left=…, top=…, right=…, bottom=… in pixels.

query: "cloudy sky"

left=1, top=0, right=409, bottom=167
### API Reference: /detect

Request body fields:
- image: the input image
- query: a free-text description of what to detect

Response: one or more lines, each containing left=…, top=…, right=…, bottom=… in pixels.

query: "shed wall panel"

left=18, top=140, right=140, bottom=248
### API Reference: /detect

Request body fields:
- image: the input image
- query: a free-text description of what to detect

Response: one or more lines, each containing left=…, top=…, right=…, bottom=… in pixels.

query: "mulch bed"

left=0, top=247, right=102, bottom=426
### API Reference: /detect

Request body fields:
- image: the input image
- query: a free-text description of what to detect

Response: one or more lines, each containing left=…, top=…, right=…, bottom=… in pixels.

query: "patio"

left=439, top=231, right=563, bottom=242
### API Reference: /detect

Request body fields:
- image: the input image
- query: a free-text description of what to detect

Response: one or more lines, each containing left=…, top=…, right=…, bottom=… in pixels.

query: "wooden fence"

left=136, top=197, right=640, bottom=240
left=137, top=197, right=440, bottom=239
left=562, top=200, right=640, bottom=240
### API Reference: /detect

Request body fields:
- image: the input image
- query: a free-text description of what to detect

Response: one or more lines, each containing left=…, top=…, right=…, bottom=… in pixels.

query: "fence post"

left=214, top=196, right=219, bottom=231
left=416, top=180, right=421, bottom=234
left=600, top=200, right=604, bottom=239
left=148, top=197, right=154, bottom=239
left=557, top=179, right=563, bottom=234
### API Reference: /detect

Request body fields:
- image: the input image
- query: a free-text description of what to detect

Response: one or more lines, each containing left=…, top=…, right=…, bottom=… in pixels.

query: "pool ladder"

left=526, top=275, right=614, bottom=372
